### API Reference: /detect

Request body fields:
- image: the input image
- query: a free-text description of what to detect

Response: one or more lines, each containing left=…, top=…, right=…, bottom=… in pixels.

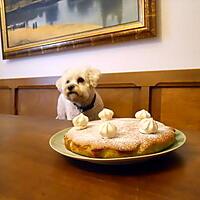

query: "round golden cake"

left=64, top=118, right=176, bottom=158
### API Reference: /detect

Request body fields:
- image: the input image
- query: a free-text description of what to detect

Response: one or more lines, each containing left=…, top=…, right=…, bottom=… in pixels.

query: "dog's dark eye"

left=66, top=80, right=70, bottom=84
left=77, top=77, right=85, bottom=83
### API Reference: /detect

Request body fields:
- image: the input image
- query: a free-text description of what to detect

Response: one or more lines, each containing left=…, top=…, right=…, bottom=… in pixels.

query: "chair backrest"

left=0, top=69, right=200, bottom=131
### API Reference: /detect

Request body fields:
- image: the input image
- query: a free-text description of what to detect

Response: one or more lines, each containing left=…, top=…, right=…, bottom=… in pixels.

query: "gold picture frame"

left=0, top=0, right=156, bottom=59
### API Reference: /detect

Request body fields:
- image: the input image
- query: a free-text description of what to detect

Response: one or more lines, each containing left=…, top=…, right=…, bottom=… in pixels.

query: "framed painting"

left=0, top=0, right=156, bottom=59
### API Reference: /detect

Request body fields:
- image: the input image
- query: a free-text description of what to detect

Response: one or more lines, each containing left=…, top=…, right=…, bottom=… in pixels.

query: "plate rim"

left=49, top=128, right=186, bottom=162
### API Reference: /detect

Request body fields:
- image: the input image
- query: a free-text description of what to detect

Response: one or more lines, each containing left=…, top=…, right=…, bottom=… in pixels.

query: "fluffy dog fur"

left=56, top=67, right=104, bottom=120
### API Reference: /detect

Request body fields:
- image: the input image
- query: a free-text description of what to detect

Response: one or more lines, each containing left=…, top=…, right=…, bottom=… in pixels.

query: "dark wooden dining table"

left=0, top=114, right=199, bottom=200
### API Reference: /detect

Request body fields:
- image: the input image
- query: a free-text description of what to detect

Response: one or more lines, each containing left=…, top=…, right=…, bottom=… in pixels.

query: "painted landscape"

left=5, top=0, right=139, bottom=47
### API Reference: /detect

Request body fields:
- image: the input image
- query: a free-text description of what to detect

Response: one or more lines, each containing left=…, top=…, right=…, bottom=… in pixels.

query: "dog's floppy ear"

left=56, top=77, right=63, bottom=92
left=85, top=67, right=101, bottom=87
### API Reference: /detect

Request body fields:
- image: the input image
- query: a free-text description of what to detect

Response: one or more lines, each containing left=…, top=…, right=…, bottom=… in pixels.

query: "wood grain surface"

left=0, top=114, right=199, bottom=200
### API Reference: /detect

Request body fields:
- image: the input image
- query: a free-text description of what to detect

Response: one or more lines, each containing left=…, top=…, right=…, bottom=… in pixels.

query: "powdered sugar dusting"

left=65, top=118, right=175, bottom=151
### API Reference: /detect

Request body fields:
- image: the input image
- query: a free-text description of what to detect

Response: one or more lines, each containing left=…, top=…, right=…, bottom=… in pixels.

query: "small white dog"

left=56, top=67, right=104, bottom=120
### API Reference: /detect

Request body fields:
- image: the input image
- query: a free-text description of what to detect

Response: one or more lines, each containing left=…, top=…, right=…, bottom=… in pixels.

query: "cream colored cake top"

left=66, top=118, right=175, bottom=152
left=99, top=121, right=117, bottom=139
left=98, top=108, right=114, bottom=121
left=72, top=113, right=89, bottom=130
left=135, top=109, right=151, bottom=119
left=139, top=118, right=158, bottom=134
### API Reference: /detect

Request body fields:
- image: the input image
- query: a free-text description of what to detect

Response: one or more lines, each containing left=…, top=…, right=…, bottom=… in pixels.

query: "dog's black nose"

left=68, top=85, right=75, bottom=91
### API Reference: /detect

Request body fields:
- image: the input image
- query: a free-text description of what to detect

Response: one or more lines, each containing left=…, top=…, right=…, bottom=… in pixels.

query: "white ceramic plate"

left=49, top=128, right=186, bottom=165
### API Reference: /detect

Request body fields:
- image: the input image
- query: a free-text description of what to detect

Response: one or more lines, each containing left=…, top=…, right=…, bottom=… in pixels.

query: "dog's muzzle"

left=66, top=84, right=78, bottom=97
left=68, top=85, right=75, bottom=91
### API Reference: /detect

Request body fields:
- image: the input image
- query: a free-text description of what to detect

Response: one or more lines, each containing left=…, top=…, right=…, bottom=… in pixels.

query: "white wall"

left=0, top=0, right=199, bottom=79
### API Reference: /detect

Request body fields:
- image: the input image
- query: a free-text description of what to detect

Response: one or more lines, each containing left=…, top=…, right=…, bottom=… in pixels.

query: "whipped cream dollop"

left=139, top=118, right=158, bottom=134
left=98, top=108, right=114, bottom=121
left=135, top=109, right=151, bottom=120
left=72, top=113, right=89, bottom=130
left=99, top=121, right=117, bottom=139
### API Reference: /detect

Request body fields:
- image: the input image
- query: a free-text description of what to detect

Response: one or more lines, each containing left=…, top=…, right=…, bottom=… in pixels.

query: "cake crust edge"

left=64, top=130, right=176, bottom=158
